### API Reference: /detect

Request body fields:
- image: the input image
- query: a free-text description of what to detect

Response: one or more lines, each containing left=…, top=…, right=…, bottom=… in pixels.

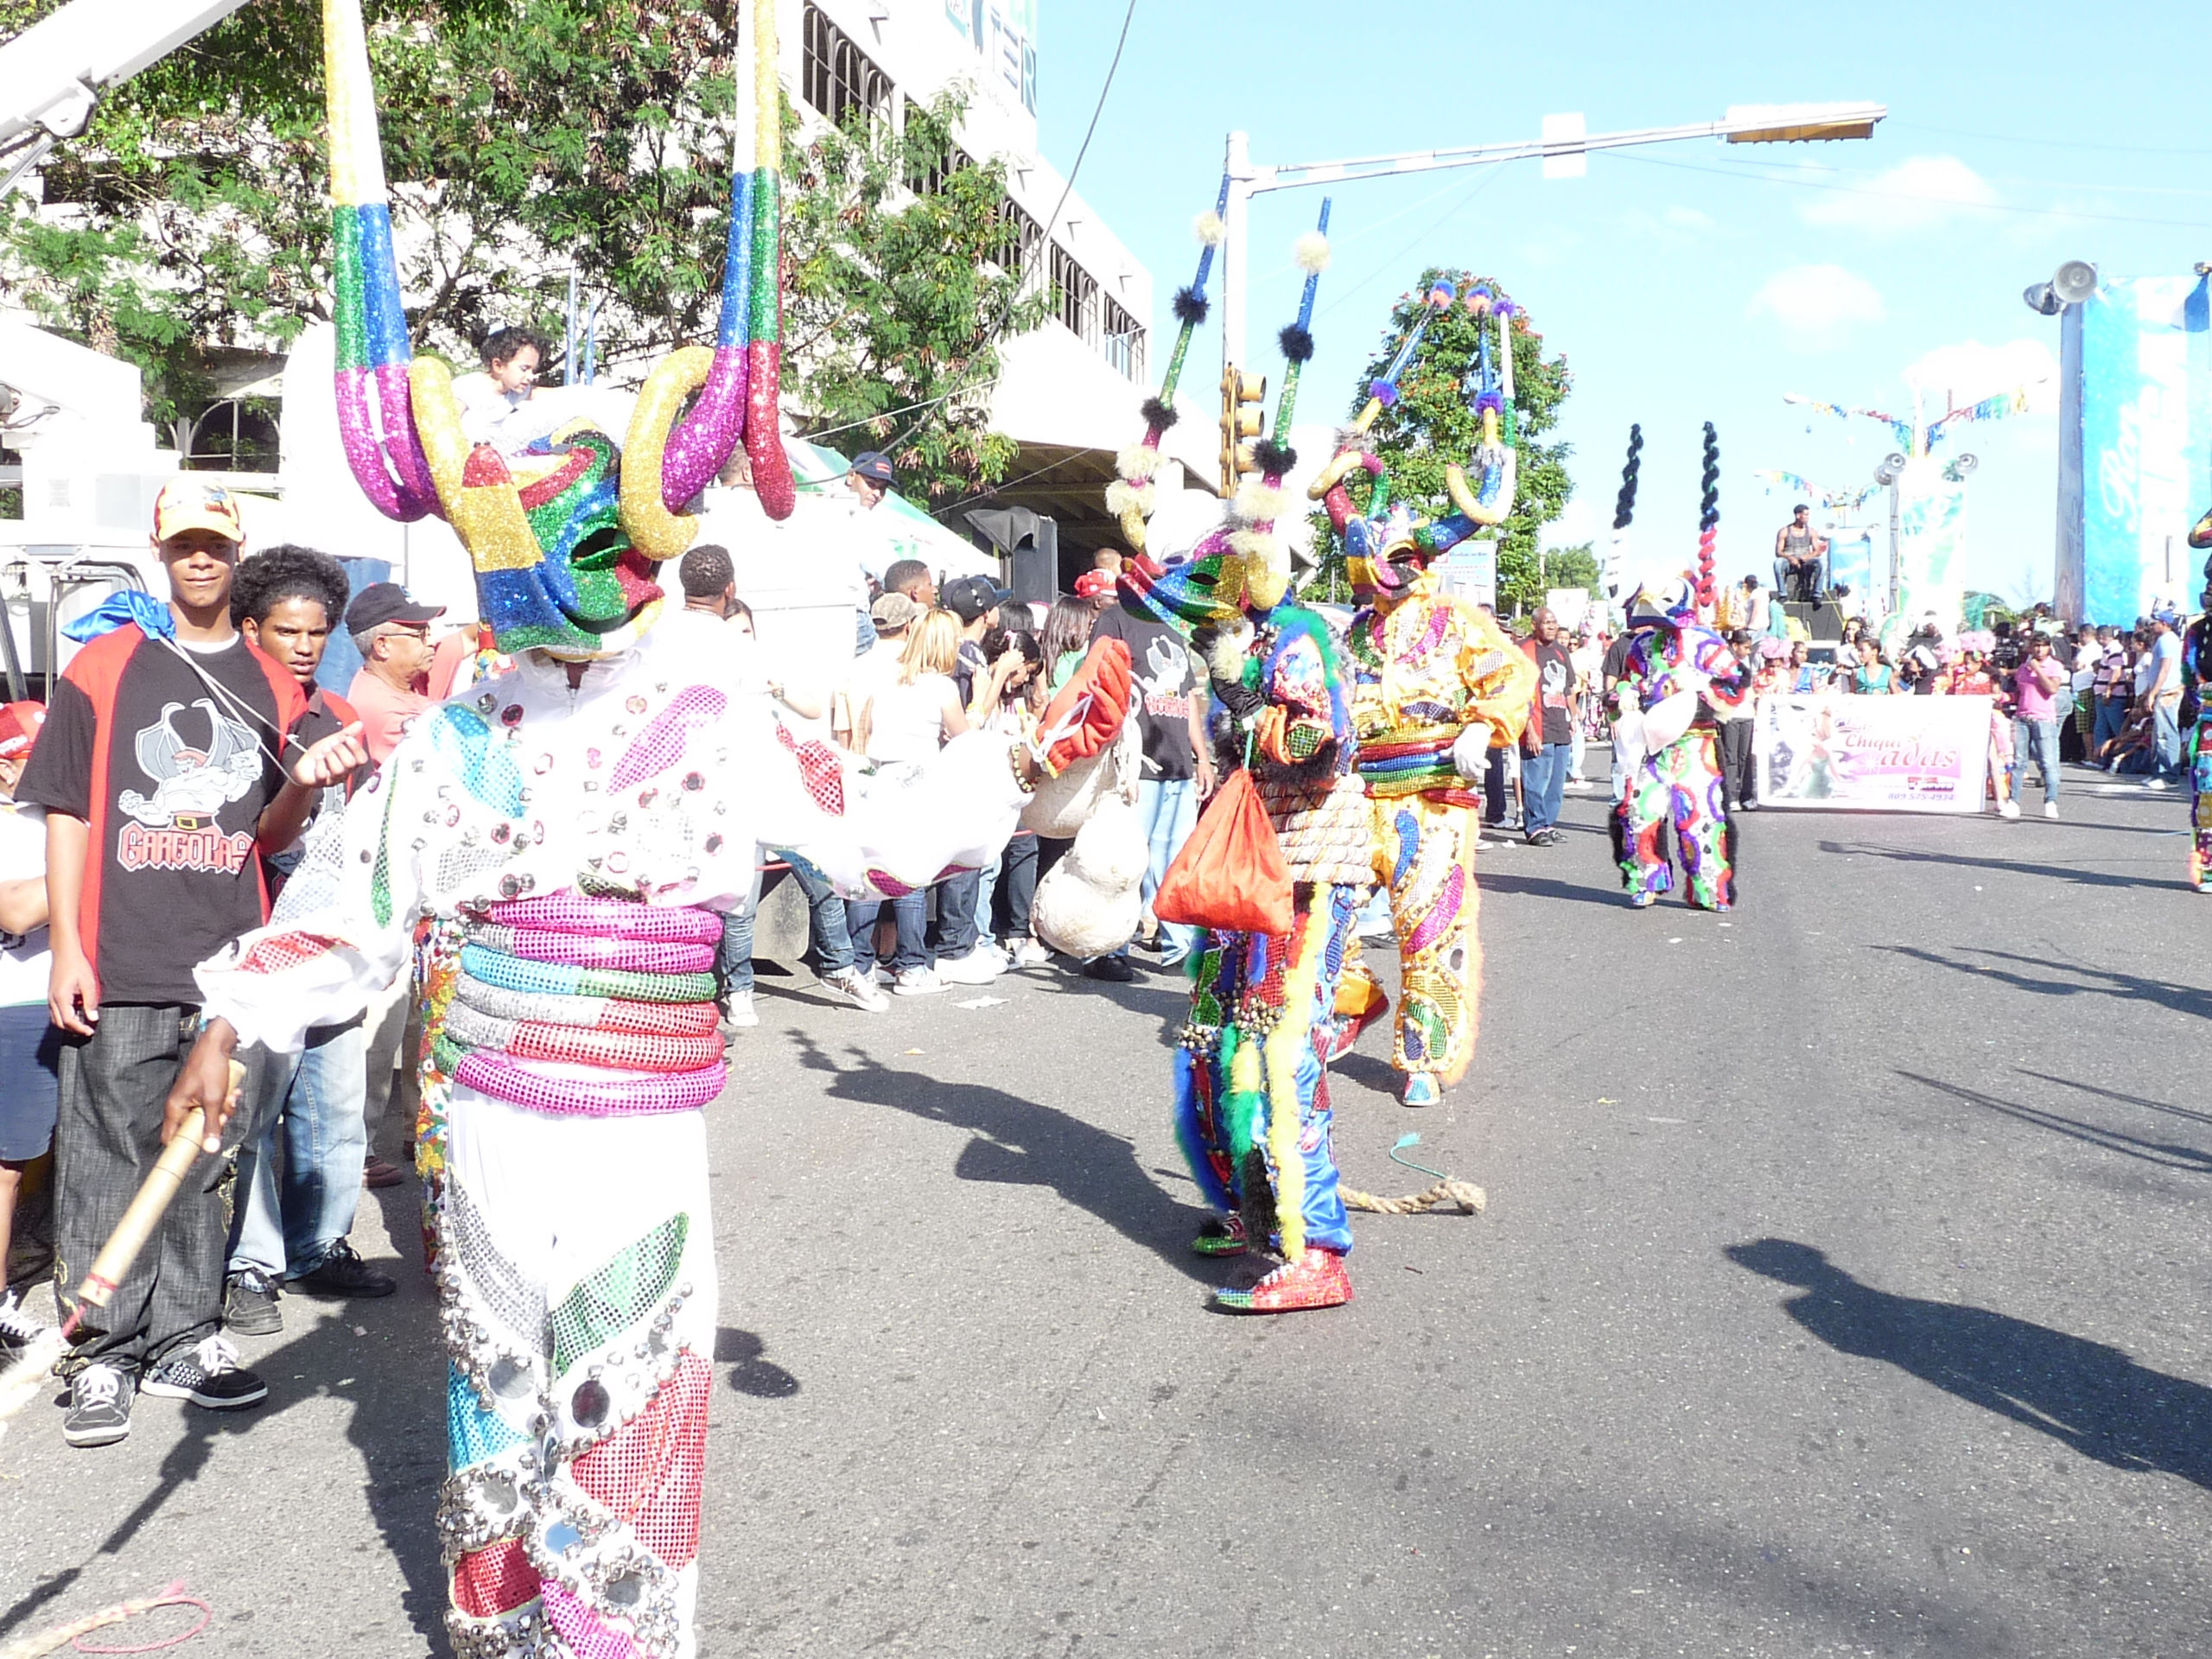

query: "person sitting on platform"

left=1774, top=505, right=1827, bottom=604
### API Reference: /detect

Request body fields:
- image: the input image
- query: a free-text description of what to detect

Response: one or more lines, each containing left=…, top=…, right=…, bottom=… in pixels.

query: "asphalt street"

left=3, top=762, right=2209, bottom=1658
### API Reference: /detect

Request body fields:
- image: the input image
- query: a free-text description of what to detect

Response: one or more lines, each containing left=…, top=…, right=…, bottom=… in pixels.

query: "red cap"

left=0, top=701, right=46, bottom=760
left=1073, top=569, right=1116, bottom=601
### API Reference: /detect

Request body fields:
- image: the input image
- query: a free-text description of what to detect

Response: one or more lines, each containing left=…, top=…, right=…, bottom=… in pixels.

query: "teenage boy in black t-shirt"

left=20, top=479, right=366, bottom=1448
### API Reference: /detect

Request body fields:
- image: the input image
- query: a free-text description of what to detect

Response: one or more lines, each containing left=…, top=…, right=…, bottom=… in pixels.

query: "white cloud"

left=1662, top=206, right=1714, bottom=232
left=1799, top=155, right=1998, bottom=236
left=1745, top=264, right=1887, bottom=351
left=1902, top=337, right=2059, bottom=410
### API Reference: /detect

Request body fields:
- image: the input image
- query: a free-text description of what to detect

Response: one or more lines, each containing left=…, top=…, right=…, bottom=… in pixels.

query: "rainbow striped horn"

left=660, top=5, right=792, bottom=519
left=322, top=0, right=437, bottom=521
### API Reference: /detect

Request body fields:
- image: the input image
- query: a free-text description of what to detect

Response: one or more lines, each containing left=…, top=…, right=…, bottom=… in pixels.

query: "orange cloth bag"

left=1152, top=767, right=1294, bottom=938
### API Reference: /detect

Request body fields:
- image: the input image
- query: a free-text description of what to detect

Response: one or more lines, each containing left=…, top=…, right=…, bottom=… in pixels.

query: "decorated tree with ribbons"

left=1310, top=267, right=1572, bottom=612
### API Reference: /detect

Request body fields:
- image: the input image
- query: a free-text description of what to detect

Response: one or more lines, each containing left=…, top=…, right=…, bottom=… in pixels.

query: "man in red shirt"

left=1519, top=607, right=1576, bottom=846
left=21, top=480, right=365, bottom=1447
left=343, top=581, right=444, bottom=764
left=224, top=546, right=397, bottom=1338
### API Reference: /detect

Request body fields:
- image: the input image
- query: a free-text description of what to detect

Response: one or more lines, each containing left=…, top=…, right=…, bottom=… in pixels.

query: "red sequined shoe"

left=1213, top=1247, right=1352, bottom=1313
left=1033, top=639, right=1134, bottom=777
left=1191, top=1214, right=1248, bottom=1258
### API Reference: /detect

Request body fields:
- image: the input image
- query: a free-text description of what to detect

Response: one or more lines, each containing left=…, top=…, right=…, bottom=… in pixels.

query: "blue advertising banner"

left=2080, top=275, right=2212, bottom=626
left=1825, top=528, right=1874, bottom=607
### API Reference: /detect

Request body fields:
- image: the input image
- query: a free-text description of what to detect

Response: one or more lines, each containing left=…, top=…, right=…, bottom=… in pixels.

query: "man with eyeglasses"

left=343, top=582, right=445, bottom=765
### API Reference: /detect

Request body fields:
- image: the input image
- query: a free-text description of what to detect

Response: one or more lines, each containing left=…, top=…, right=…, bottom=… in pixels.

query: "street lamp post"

left=1217, top=102, right=1886, bottom=381
left=2024, top=261, right=2097, bottom=619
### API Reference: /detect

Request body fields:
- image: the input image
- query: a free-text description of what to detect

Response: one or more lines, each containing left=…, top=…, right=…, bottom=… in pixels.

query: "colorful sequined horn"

left=658, top=5, right=793, bottom=520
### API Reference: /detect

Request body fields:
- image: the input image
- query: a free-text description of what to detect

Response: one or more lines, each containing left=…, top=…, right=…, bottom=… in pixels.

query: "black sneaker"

left=291, top=1239, right=397, bottom=1300
left=223, top=1268, right=283, bottom=1337
left=1082, top=956, right=1136, bottom=983
left=142, top=1335, right=268, bottom=1410
left=63, top=1363, right=135, bottom=1446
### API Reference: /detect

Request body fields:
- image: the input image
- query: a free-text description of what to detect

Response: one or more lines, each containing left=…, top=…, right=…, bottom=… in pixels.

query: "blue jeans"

left=783, top=859, right=854, bottom=974
left=2154, top=700, right=2183, bottom=777
left=2012, top=717, right=2061, bottom=804
left=1136, top=777, right=1201, bottom=957
left=228, top=1022, right=369, bottom=1281
left=849, top=889, right=929, bottom=974
left=1522, top=741, right=1570, bottom=835
left=2091, top=696, right=2129, bottom=761
left=932, top=870, right=982, bottom=961
left=717, top=906, right=754, bottom=996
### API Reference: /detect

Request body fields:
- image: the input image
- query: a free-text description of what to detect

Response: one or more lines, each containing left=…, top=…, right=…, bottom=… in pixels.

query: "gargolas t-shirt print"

left=18, top=626, right=311, bottom=1005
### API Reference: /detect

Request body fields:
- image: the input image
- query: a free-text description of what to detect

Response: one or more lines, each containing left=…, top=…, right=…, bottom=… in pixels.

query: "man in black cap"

left=846, top=450, right=895, bottom=510
left=343, top=582, right=445, bottom=764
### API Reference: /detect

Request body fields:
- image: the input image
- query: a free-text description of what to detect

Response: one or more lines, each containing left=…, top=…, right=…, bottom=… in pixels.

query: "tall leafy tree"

left=1309, top=267, right=1572, bottom=613
left=1, top=0, right=1041, bottom=503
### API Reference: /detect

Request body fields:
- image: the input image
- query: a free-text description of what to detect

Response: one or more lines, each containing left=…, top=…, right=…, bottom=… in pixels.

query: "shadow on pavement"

left=1823, top=839, right=2165, bottom=893
left=1876, top=944, right=2212, bottom=1022
left=1475, top=870, right=1630, bottom=910
left=2018, top=1069, right=2212, bottom=1128
left=1898, top=1070, right=2212, bottom=1173
left=785, top=1033, right=1209, bottom=1281
left=1728, top=1238, right=2212, bottom=1490
left=0, top=1202, right=448, bottom=1650
left=714, top=1327, right=800, bottom=1397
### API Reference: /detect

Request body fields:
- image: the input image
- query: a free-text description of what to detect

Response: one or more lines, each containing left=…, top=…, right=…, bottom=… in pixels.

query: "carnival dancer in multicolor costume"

left=1308, top=280, right=1536, bottom=1107
left=1607, top=575, right=1751, bottom=910
left=2183, top=540, right=2212, bottom=893
left=1116, top=209, right=1372, bottom=1313
left=159, top=7, right=1128, bottom=1656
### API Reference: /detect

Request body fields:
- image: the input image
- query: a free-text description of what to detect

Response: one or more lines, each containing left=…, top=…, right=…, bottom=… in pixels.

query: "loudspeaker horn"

left=1951, top=453, right=1979, bottom=477
left=2052, top=260, right=2099, bottom=305
left=2022, top=282, right=2062, bottom=317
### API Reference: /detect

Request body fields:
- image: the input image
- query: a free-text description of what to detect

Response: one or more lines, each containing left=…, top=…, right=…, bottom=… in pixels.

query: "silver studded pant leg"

left=434, top=1089, right=717, bottom=1659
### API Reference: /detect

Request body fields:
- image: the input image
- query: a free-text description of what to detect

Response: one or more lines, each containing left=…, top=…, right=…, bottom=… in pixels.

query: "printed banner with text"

left=1753, top=694, right=1991, bottom=813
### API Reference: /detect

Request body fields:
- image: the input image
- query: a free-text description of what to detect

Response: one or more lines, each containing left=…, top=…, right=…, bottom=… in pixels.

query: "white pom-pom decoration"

left=1294, top=232, right=1332, bottom=276
left=1116, top=443, right=1165, bottom=482
left=1194, top=211, right=1224, bottom=247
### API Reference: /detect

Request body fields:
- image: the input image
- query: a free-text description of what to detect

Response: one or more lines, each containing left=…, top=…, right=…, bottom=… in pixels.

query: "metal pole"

left=1221, top=130, right=1252, bottom=389
left=2055, top=299, right=2086, bottom=620
left=1887, top=481, right=1900, bottom=613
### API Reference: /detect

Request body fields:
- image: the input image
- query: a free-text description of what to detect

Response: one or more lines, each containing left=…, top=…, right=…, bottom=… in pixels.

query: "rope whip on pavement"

left=0, top=1580, right=213, bottom=1657
left=1339, top=1132, right=1486, bottom=1217
left=0, top=1063, right=246, bottom=1440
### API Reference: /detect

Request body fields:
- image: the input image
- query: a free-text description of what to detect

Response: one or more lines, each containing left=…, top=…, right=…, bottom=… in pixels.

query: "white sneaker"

left=2044, top=802, right=2059, bottom=819
left=936, top=945, right=1005, bottom=986
left=2142, top=777, right=2174, bottom=791
left=819, top=967, right=890, bottom=1012
left=893, top=968, right=944, bottom=997
left=720, top=991, right=759, bottom=1029
left=1007, top=938, right=1052, bottom=969
left=868, top=965, right=893, bottom=987
left=1998, top=798, right=2020, bottom=819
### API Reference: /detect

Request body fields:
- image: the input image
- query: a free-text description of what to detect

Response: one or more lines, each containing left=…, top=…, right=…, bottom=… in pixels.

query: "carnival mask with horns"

left=1310, top=277, right=1520, bottom=603
left=321, top=0, right=793, bottom=659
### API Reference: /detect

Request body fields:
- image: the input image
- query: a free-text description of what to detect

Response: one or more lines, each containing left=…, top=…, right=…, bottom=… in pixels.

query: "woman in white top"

left=848, top=609, right=971, bottom=995
left=859, top=608, right=969, bottom=766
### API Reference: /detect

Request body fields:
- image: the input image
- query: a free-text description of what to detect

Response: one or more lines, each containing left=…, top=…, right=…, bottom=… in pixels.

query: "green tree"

left=1539, top=542, right=1602, bottom=596
left=781, top=96, right=1049, bottom=505
left=1306, top=268, right=1572, bottom=612
left=1, top=0, right=1041, bottom=503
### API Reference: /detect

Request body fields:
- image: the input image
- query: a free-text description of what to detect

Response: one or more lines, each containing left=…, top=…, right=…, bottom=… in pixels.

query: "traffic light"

left=1219, top=365, right=1267, bottom=491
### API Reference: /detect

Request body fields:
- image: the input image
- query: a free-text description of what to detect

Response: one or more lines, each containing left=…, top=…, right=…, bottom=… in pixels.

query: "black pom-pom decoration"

left=1250, top=439, right=1299, bottom=478
left=1276, top=324, right=1314, bottom=364
left=1140, top=397, right=1179, bottom=431
left=1172, top=286, right=1210, bottom=326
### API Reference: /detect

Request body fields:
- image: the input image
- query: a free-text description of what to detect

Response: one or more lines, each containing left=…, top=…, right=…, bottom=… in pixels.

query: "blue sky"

left=1033, top=0, right=2212, bottom=600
